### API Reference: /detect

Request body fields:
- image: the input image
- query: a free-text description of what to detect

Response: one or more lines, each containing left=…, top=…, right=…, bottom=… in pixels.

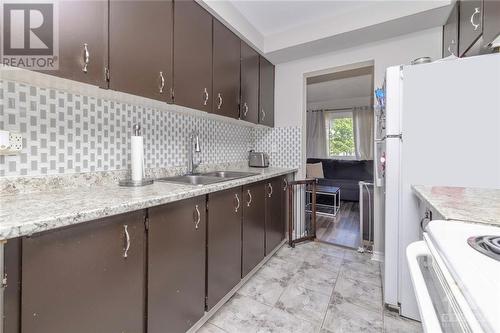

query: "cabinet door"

left=207, top=188, right=242, bottom=310
left=4, top=238, right=21, bottom=333
left=483, top=0, right=500, bottom=46
left=265, top=177, right=283, bottom=254
left=109, top=0, right=173, bottom=102
left=21, top=211, right=146, bottom=333
left=148, top=196, right=206, bottom=333
left=443, top=2, right=459, bottom=57
left=42, top=1, right=107, bottom=87
left=281, top=174, right=293, bottom=240
left=242, top=182, right=266, bottom=277
left=240, top=42, right=259, bottom=124
left=173, top=0, right=213, bottom=112
left=212, top=19, right=241, bottom=119
left=259, top=56, right=275, bottom=127
left=459, top=0, right=484, bottom=56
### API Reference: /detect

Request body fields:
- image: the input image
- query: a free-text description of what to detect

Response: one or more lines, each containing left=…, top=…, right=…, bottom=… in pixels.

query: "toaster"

left=248, top=151, right=269, bottom=167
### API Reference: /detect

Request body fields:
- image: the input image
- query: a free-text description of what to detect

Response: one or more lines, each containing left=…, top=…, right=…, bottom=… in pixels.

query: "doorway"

left=304, top=64, right=375, bottom=250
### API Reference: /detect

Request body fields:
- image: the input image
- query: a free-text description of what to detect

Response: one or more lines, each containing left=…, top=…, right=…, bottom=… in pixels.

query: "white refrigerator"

left=377, top=54, right=500, bottom=320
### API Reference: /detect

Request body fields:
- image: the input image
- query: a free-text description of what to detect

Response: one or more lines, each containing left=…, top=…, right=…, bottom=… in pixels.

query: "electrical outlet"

left=9, top=132, right=22, bottom=151
left=0, top=131, right=22, bottom=155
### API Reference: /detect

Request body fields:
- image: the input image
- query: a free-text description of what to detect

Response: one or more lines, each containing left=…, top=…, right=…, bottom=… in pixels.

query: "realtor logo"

left=1, top=2, right=59, bottom=70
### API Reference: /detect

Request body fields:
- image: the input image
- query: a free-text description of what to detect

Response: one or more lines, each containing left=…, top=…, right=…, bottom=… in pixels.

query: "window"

left=326, top=112, right=355, bottom=158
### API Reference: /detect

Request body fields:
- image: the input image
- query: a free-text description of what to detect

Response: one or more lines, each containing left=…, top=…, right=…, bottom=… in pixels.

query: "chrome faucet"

left=187, top=130, right=201, bottom=174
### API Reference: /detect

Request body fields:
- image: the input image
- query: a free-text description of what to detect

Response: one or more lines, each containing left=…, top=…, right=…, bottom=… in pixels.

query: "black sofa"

left=307, top=158, right=373, bottom=202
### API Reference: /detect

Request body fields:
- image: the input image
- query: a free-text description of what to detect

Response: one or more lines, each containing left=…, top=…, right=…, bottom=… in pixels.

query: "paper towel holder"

left=119, top=123, right=153, bottom=187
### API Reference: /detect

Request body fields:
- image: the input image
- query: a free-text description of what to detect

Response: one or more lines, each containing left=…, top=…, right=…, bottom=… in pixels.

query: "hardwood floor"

left=316, top=201, right=360, bottom=249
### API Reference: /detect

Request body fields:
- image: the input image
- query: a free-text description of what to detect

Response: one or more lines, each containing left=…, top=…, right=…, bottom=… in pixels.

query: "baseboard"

left=371, top=251, right=384, bottom=262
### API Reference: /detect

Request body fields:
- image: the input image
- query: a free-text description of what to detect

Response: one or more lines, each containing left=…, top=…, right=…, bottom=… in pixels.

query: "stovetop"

left=426, top=220, right=500, bottom=333
left=467, top=235, right=500, bottom=261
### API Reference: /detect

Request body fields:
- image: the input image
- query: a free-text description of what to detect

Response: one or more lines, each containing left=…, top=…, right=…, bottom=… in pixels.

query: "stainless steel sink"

left=201, top=171, right=258, bottom=178
left=156, top=175, right=224, bottom=186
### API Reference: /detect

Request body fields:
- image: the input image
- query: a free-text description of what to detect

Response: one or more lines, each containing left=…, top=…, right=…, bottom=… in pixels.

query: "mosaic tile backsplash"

left=0, top=79, right=301, bottom=178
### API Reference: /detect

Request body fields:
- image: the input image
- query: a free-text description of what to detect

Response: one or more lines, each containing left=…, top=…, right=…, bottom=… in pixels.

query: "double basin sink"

left=156, top=171, right=259, bottom=186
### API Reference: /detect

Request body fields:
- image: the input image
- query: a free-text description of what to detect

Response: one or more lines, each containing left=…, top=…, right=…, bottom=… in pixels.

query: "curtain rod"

left=307, top=106, right=372, bottom=113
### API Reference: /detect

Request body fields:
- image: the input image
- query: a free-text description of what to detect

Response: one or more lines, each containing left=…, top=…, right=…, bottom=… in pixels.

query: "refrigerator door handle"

left=386, top=134, right=403, bottom=140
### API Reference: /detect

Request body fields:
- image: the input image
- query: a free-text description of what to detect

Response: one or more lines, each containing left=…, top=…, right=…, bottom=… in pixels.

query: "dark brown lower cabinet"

left=265, top=177, right=284, bottom=255
left=21, top=210, right=146, bottom=333
left=207, top=188, right=242, bottom=310
left=282, top=173, right=294, bottom=239
left=242, top=182, right=266, bottom=277
left=148, top=196, right=206, bottom=333
left=4, top=238, right=21, bottom=333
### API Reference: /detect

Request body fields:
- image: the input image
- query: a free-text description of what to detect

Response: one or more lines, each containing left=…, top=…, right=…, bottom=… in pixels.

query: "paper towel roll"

left=131, top=135, right=144, bottom=181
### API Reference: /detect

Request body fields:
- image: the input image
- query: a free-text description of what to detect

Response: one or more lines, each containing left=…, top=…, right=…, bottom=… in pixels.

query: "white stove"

left=407, top=220, right=500, bottom=333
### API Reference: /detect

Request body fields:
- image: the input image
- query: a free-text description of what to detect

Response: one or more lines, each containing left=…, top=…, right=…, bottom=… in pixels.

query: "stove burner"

left=467, top=235, right=500, bottom=261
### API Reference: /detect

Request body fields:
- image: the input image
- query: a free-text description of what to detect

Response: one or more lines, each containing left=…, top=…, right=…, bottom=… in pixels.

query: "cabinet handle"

left=217, top=93, right=223, bottom=110
left=82, top=43, right=90, bottom=73
left=470, top=7, right=481, bottom=31
left=261, top=109, right=266, bottom=122
left=243, top=102, right=249, bottom=117
left=234, top=193, right=240, bottom=213
left=123, top=224, right=130, bottom=258
left=268, top=183, right=273, bottom=197
left=447, top=39, right=456, bottom=56
left=159, top=71, right=165, bottom=94
left=246, top=189, right=252, bottom=207
left=203, top=88, right=209, bottom=106
left=194, top=204, right=201, bottom=230
left=283, top=178, right=288, bottom=191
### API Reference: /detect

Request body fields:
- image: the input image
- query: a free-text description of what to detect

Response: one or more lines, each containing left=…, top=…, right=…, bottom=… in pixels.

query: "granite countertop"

left=412, top=185, right=500, bottom=226
left=0, top=167, right=296, bottom=240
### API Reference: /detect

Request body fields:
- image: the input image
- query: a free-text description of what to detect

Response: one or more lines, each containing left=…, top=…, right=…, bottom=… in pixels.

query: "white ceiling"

left=307, top=74, right=372, bottom=104
left=200, top=0, right=453, bottom=63
left=230, top=1, right=374, bottom=36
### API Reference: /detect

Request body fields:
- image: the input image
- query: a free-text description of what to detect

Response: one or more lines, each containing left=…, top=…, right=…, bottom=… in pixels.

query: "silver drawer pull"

left=243, top=102, right=249, bottom=117
left=234, top=193, right=240, bottom=212
left=194, top=205, right=201, bottom=229
left=82, top=43, right=90, bottom=73
left=203, top=88, right=209, bottom=106
left=246, top=189, right=252, bottom=207
left=261, top=108, right=266, bottom=122
left=470, top=7, right=480, bottom=31
left=123, top=224, right=130, bottom=258
left=217, top=93, right=223, bottom=110
left=447, top=40, right=456, bottom=56
left=268, top=183, right=273, bottom=197
left=159, top=71, right=165, bottom=93
left=283, top=178, right=288, bottom=191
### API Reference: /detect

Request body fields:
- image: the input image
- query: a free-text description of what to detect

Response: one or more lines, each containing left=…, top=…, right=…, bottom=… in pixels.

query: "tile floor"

left=197, top=241, right=422, bottom=333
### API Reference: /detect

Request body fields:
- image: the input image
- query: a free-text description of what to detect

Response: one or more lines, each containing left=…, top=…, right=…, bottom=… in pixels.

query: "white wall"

left=274, top=27, right=442, bottom=255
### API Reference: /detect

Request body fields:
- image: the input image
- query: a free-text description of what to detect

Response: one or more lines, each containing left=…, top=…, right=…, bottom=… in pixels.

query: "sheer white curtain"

left=353, top=107, right=374, bottom=160
left=306, top=110, right=327, bottom=158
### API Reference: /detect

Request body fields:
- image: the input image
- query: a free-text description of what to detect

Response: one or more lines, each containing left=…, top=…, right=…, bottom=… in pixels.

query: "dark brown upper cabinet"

left=109, top=0, right=173, bottom=102
left=265, top=177, right=283, bottom=255
left=259, top=56, right=275, bottom=127
left=43, top=1, right=108, bottom=87
left=240, top=41, right=260, bottom=124
left=459, top=0, right=484, bottom=56
left=212, top=19, right=241, bottom=119
left=148, top=196, right=206, bottom=333
left=483, top=0, right=500, bottom=47
left=21, top=211, right=146, bottom=333
left=173, top=0, right=213, bottom=112
left=242, top=182, right=266, bottom=278
left=443, top=2, right=459, bottom=57
left=207, top=188, right=242, bottom=310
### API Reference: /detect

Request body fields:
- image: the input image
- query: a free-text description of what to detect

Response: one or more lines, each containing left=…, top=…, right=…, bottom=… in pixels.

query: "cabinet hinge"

left=104, top=67, right=110, bottom=82
left=144, top=217, right=150, bottom=230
